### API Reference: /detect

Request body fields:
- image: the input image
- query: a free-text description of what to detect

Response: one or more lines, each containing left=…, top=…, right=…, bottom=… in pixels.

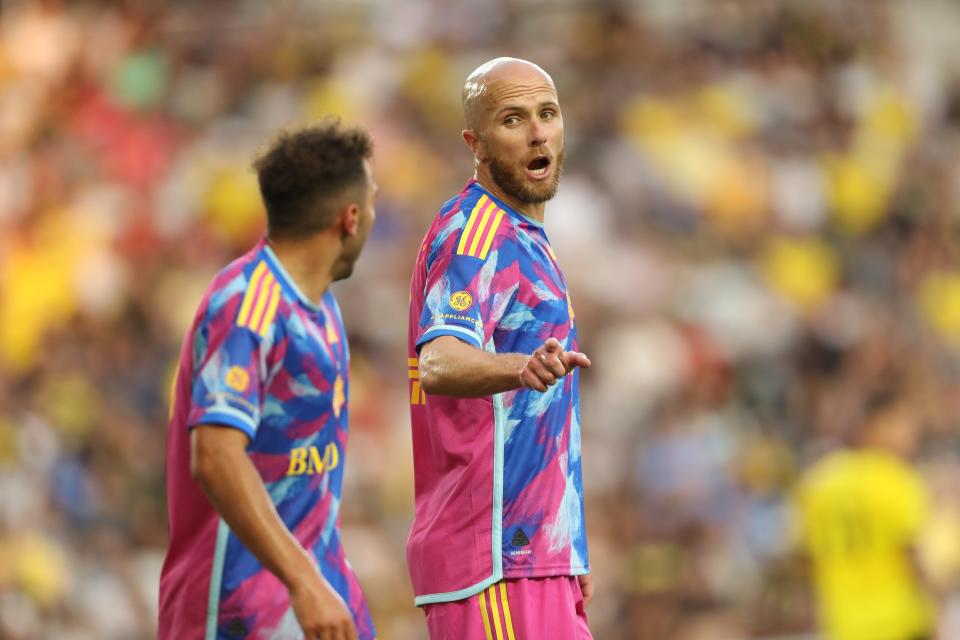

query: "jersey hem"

left=412, top=566, right=591, bottom=605
left=413, top=573, right=501, bottom=606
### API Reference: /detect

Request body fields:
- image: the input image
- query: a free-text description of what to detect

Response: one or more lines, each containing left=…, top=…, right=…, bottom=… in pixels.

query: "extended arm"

left=191, top=425, right=358, bottom=640
left=419, top=335, right=590, bottom=396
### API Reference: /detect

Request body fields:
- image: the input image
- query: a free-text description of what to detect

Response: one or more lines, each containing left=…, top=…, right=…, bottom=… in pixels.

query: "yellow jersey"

left=795, top=449, right=934, bottom=640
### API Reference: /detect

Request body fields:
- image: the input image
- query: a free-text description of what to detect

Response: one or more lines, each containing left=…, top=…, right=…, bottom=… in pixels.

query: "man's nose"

left=529, top=120, right=547, bottom=147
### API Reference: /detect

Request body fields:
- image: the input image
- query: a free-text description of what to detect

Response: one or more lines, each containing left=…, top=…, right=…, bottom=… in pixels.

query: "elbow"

left=417, top=349, right=446, bottom=395
left=418, top=361, right=443, bottom=395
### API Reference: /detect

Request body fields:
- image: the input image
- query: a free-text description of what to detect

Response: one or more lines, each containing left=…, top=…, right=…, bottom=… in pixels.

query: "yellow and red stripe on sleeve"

left=408, top=357, right=426, bottom=405
left=457, top=195, right=506, bottom=261
left=236, top=261, right=282, bottom=337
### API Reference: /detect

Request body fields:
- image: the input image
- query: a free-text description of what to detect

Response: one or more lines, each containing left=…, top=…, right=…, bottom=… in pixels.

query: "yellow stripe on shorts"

left=498, top=582, right=517, bottom=640
left=478, top=587, right=494, bottom=640
left=488, top=585, right=504, bottom=640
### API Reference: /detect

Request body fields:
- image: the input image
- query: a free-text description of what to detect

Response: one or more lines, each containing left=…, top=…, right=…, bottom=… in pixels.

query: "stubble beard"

left=484, top=148, right=564, bottom=205
left=332, top=232, right=365, bottom=282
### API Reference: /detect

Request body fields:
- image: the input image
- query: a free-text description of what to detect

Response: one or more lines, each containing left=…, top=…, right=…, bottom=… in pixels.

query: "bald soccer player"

left=406, top=57, right=594, bottom=639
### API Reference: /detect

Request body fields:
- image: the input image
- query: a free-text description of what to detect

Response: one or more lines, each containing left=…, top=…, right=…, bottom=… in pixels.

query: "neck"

left=266, top=235, right=336, bottom=305
left=474, top=173, right=545, bottom=223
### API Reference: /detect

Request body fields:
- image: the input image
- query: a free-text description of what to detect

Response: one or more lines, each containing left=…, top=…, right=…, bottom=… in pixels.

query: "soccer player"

left=795, top=393, right=937, bottom=640
left=407, top=57, right=593, bottom=639
left=160, top=120, right=377, bottom=640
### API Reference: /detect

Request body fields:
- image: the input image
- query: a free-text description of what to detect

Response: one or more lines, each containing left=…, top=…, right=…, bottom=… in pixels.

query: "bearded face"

left=482, top=141, right=564, bottom=205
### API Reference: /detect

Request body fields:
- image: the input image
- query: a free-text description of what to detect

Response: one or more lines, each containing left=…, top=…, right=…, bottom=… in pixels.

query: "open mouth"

left=526, top=156, right=551, bottom=177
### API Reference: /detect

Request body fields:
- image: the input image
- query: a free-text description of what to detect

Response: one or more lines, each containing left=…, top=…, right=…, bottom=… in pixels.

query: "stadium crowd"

left=2, top=1, right=960, bottom=638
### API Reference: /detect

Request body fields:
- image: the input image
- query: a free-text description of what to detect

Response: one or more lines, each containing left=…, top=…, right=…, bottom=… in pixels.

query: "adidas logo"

left=511, top=528, right=530, bottom=547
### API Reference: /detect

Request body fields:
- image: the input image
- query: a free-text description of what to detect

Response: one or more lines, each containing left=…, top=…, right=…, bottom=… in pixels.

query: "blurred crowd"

left=3, top=1, right=960, bottom=638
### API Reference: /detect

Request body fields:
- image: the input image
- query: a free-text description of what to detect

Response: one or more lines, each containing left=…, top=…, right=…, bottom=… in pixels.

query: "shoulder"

left=427, top=187, right=483, bottom=249
left=429, top=193, right=517, bottom=266
left=798, top=451, right=849, bottom=495
left=453, top=193, right=514, bottom=261
left=874, top=455, right=926, bottom=497
left=202, top=249, right=284, bottom=341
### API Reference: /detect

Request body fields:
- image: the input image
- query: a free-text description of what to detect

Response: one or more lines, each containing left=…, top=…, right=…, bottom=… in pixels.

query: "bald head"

left=462, top=57, right=556, bottom=132
left=459, top=57, right=564, bottom=213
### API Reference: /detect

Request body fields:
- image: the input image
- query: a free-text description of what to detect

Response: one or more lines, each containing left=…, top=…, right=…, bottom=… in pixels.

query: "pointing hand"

left=519, top=338, right=591, bottom=392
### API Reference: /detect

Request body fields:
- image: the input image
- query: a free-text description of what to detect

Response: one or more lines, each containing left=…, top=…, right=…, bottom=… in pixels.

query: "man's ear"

left=463, top=129, right=482, bottom=159
left=339, top=203, right=361, bottom=237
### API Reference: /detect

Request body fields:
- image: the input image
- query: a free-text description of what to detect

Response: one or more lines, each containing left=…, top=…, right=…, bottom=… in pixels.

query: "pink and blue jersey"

left=407, top=180, right=589, bottom=605
left=160, top=239, right=375, bottom=640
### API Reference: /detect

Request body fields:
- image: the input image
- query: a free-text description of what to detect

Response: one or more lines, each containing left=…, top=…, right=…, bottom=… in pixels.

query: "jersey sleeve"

left=415, top=219, right=515, bottom=352
left=187, top=317, right=266, bottom=439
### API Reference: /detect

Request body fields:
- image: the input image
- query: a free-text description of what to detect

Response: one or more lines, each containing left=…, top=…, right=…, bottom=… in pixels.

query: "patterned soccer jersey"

left=407, top=179, right=589, bottom=605
left=160, top=239, right=376, bottom=640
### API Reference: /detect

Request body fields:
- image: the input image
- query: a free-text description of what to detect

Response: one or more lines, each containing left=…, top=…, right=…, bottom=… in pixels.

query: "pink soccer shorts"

left=421, top=576, right=592, bottom=640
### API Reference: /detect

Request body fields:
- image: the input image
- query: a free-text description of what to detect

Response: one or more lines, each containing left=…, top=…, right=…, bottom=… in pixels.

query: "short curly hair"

left=253, top=118, right=374, bottom=239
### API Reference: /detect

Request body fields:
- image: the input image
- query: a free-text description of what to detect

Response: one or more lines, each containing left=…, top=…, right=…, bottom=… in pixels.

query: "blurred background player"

left=407, top=58, right=593, bottom=639
left=795, top=392, right=938, bottom=640
left=159, top=120, right=378, bottom=640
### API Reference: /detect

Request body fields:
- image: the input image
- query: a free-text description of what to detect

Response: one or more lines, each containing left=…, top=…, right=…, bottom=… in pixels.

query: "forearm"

left=192, top=430, right=317, bottom=588
left=419, top=336, right=527, bottom=397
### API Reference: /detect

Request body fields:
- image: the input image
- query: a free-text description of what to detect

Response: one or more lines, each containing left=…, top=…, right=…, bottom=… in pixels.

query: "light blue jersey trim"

left=414, top=575, right=500, bottom=606
left=193, top=406, right=257, bottom=438
left=204, top=519, right=230, bottom=639
left=418, top=324, right=482, bottom=349
left=491, top=388, right=506, bottom=581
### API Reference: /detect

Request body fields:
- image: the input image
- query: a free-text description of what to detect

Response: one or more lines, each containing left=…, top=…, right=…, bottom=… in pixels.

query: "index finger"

left=563, top=351, right=591, bottom=369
